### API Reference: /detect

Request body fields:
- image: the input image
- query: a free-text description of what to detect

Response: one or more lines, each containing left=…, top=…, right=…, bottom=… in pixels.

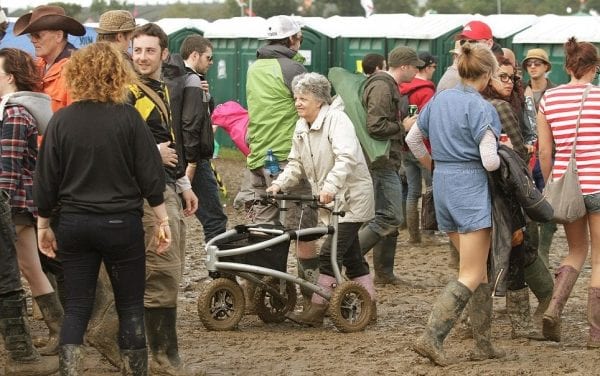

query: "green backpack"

left=327, top=67, right=390, bottom=164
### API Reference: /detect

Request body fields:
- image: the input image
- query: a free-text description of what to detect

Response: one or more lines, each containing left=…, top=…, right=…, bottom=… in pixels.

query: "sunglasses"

left=493, top=73, right=514, bottom=83
left=525, top=61, right=544, bottom=68
left=459, top=39, right=480, bottom=46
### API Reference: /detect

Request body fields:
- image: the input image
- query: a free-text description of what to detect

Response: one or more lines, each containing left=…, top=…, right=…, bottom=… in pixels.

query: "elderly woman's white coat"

left=272, top=102, right=374, bottom=223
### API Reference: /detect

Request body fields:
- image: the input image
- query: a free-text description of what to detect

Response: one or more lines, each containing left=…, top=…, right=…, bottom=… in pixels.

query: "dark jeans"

left=0, top=190, right=21, bottom=296
left=320, top=222, right=370, bottom=279
left=192, top=159, right=228, bottom=242
left=56, top=212, right=146, bottom=349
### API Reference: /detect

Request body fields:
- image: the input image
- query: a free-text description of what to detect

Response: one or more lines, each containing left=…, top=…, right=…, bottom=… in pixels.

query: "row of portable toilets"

left=2, top=13, right=600, bottom=147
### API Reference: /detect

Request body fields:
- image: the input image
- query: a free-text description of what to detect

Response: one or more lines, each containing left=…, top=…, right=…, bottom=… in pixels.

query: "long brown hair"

left=0, top=48, right=41, bottom=92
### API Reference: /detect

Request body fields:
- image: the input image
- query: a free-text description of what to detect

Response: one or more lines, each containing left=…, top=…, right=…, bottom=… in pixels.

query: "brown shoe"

left=287, top=303, right=327, bottom=327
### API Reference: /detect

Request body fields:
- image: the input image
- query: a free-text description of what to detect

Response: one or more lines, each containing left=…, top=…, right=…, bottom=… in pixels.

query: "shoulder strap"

left=136, top=82, right=171, bottom=124
left=572, top=84, right=592, bottom=157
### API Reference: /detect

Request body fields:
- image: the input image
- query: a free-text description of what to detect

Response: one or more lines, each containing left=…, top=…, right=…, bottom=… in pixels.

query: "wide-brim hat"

left=521, top=48, right=552, bottom=71
left=14, top=5, right=85, bottom=36
left=96, top=10, right=136, bottom=34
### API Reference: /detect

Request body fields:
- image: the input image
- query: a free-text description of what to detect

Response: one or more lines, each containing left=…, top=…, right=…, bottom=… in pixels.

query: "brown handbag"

left=542, top=85, right=590, bottom=224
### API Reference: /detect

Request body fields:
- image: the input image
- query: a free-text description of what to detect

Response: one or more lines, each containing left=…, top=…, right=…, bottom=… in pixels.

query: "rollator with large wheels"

left=197, top=194, right=372, bottom=333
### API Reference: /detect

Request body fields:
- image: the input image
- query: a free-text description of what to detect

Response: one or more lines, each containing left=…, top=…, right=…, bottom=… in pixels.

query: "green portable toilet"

left=300, top=17, right=338, bottom=75
left=512, top=15, right=600, bottom=85
left=483, top=14, right=538, bottom=51
left=383, top=13, right=468, bottom=85
left=327, top=16, right=389, bottom=73
left=156, top=18, right=209, bottom=54
left=204, top=17, right=268, bottom=149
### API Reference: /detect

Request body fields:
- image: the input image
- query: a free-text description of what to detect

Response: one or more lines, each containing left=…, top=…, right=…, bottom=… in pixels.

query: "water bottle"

left=264, top=149, right=281, bottom=177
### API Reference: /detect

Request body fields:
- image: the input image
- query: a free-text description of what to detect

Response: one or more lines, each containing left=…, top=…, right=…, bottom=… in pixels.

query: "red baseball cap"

left=459, top=20, right=492, bottom=40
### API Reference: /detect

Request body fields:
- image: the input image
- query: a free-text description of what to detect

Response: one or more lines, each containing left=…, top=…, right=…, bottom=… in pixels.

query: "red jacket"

left=399, top=77, right=435, bottom=111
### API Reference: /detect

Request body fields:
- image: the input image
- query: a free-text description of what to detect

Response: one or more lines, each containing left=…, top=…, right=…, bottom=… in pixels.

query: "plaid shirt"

left=488, top=98, right=528, bottom=162
left=0, top=105, right=38, bottom=216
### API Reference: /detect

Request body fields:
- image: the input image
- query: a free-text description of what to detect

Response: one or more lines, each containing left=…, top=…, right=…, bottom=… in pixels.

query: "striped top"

left=539, top=83, right=600, bottom=195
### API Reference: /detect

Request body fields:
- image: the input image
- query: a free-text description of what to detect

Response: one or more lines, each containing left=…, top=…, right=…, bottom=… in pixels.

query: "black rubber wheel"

left=253, top=277, right=297, bottom=323
left=328, top=281, right=372, bottom=333
left=197, top=278, right=245, bottom=331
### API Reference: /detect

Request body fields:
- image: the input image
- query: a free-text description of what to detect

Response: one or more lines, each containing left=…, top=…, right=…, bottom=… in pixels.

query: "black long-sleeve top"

left=34, top=101, right=165, bottom=217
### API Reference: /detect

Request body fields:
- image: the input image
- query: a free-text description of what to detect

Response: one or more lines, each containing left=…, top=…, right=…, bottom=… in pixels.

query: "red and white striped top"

left=539, top=83, right=600, bottom=195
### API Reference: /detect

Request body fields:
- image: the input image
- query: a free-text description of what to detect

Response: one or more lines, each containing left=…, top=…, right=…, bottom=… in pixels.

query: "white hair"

left=291, top=72, right=332, bottom=105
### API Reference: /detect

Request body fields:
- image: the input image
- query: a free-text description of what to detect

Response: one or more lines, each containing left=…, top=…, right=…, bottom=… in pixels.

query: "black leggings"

left=319, top=222, right=370, bottom=279
left=56, top=212, right=146, bottom=350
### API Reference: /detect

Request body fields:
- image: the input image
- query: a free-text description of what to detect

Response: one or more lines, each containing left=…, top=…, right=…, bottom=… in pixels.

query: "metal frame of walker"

left=197, top=193, right=373, bottom=333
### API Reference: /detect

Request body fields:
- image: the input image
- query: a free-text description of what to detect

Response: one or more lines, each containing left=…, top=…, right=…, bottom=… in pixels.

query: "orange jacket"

left=36, top=44, right=75, bottom=112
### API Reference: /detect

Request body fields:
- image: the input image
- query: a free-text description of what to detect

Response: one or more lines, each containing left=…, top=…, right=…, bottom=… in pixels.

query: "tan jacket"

left=273, top=104, right=374, bottom=223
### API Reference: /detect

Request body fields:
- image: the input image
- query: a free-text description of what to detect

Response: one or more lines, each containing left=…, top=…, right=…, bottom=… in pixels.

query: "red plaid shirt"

left=0, top=104, right=38, bottom=216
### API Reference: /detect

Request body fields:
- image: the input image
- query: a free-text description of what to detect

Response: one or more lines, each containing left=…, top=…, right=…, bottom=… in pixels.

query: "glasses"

left=525, top=61, right=545, bottom=68
left=493, top=73, right=514, bottom=83
left=206, top=55, right=213, bottom=62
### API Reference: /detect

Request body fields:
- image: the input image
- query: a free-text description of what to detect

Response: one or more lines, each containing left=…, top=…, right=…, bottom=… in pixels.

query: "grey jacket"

left=0, top=92, right=52, bottom=134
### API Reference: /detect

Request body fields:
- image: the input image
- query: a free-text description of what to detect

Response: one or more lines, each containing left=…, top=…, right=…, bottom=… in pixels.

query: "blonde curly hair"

left=65, top=42, right=137, bottom=103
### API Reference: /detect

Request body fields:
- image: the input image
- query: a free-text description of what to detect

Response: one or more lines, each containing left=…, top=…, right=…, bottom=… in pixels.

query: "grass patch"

left=216, top=147, right=246, bottom=161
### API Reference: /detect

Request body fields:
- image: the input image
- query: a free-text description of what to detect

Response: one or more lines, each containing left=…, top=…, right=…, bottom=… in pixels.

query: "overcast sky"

left=4, top=0, right=224, bottom=12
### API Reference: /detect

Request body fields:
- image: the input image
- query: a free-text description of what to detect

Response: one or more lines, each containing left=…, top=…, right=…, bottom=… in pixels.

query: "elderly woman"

left=34, top=42, right=170, bottom=374
left=537, top=37, right=600, bottom=346
left=267, top=72, right=375, bottom=326
left=0, top=48, right=62, bottom=355
left=406, top=43, right=505, bottom=366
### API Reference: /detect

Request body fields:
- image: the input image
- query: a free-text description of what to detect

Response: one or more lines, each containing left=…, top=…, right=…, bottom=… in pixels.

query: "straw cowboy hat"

left=13, top=5, right=85, bottom=36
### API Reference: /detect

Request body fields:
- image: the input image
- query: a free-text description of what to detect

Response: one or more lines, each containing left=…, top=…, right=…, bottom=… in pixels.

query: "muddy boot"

left=0, top=291, right=59, bottom=376
left=538, top=222, right=556, bottom=269
left=352, top=274, right=377, bottom=323
left=406, top=201, right=421, bottom=244
left=289, top=274, right=335, bottom=327
left=59, top=344, right=83, bottom=376
left=468, top=283, right=505, bottom=361
left=121, top=348, right=148, bottom=376
left=34, top=292, right=63, bottom=356
left=506, top=288, right=544, bottom=340
left=358, top=227, right=381, bottom=256
left=413, top=280, right=472, bottom=367
left=524, top=256, right=553, bottom=322
left=451, top=303, right=472, bottom=340
left=587, top=287, right=600, bottom=349
left=146, top=307, right=202, bottom=376
left=372, top=236, right=401, bottom=285
left=297, top=257, right=319, bottom=311
left=86, top=266, right=121, bottom=368
left=240, top=279, right=257, bottom=315
left=543, top=265, right=579, bottom=342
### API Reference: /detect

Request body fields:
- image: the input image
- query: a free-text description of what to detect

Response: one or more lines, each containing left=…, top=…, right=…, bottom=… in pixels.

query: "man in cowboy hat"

left=96, top=10, right=136, bottom=56
left=14, top=5, right=85, bottom=112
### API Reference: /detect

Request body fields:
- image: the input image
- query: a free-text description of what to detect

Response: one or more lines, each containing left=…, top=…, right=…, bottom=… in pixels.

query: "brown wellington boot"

left=413, top=280, right=472, bottom=367
left=86, top=265, right=121, bottom=368
left=288, top=274, right=335, bottom=327
left=543, top=265, right=579, bottom=342
left=587, top=287, right=600, bottom=349
left=59, top=344, right=84, bottom=376
left=406, top=202, right=421, bottom=244
left=468, top=283, right=505, bottom=361
left=373, top=236, right=402, bottom=286
left=1, top=292, right=59, bottom=376
left=34, top=292, right=63, bottom=356
left=506, top=288, right=544, bottom=340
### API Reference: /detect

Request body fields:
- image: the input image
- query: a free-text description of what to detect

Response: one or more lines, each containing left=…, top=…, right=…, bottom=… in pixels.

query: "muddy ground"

left=5, top=150, right=600, bottom=375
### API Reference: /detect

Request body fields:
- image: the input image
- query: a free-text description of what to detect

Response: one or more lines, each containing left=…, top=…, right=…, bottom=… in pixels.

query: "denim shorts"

left=433, top=161, right=492, bottom=233
left=584, top=192, right=600, bottom=214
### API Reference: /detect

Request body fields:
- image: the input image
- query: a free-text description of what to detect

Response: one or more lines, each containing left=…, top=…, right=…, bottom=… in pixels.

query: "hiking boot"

left=468, top=283, right=505, bottom=361
left=413, top=280, right=472, bottom=367
left=1, top=291, right=59, bottom=376
left=34, top=292, right=63, bottom=356
left=543, top=265, right=579, bottom=342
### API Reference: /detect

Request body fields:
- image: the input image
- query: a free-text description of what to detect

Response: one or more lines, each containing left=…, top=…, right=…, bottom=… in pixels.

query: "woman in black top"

left=34, top=42, right=170, bottom=375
